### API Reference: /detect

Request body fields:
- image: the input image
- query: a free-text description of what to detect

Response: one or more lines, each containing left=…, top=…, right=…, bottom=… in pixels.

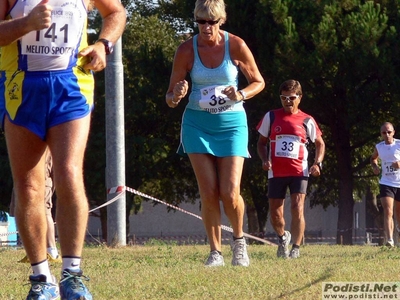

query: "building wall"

left=273, top=199, right=366, bottom=244
left=87, top=199, right=233, bottom=244
left=87, top=197, right=367, bottom=245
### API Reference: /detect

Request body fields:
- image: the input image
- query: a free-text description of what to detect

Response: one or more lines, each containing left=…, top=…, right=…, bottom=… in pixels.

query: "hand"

left=222, top=86, right=243, bottom=101
left=372, top=165, right=380, bottom=175
left=27, top=0, right=52, bottom=32
left=262, top=160, right=271, bottom=171
left=309, top=164, right=321, bottom=177
left=391, top=161, right=400, bottom=170
left=78, top=43, right=107, bottom=72
left=172, top=80, right=188, bottom=104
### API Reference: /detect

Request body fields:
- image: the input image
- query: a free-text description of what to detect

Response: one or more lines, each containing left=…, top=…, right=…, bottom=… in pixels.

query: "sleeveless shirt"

left=186, top=31, right=244, bottom=113
left=376, top=139, right=400, bottom=188
left=1, top=0, right=88, bottom=71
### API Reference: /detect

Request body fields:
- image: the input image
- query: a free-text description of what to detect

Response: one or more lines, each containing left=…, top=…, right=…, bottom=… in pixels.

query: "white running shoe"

left=386, top=239, right=395, bottom=248
left=205, top=250, right=225, bottom=267
left=231, top=238, right=250, bottom=267
left=289, top=247, right=300, bottom=259
left=277, top=231, right=291, bottom=258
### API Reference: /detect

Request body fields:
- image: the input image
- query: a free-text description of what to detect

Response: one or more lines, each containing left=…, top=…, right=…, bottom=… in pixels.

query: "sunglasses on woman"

left=196, top=19, right=220, bottom=25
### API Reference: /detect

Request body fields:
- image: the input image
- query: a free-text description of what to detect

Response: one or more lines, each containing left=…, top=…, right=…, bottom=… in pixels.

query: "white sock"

left=47, top=247, right=59, bottom=258
left=32, top=260, right=53, bottom=282
left=62, top=257, right=81, bottom=272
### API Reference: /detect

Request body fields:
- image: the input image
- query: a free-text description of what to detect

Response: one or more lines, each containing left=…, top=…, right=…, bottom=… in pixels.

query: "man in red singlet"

left=257, top=79, right=325, bottom=259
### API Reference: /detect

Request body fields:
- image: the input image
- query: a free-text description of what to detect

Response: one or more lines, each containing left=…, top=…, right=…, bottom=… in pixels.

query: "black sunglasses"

left=196, top=19, right=220, bottom=25
left=381, top=131, right=393, bottom=135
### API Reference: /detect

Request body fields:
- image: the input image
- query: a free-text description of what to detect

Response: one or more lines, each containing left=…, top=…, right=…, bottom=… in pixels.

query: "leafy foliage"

left=1, top=0, right=400, bottom=245
left=257, top=0, right=400, bottom=243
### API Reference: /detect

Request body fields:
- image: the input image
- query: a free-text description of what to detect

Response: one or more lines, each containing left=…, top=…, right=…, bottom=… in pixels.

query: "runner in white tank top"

left=371, top=122, right=400, bottom=247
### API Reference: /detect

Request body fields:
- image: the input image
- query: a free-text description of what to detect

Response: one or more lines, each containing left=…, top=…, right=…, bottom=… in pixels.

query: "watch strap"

left=96, top=38, right=113, bottom=55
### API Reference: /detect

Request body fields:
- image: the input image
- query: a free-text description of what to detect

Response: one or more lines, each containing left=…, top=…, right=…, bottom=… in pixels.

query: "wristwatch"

left=315, top=162, right=323, bottom=171
left=96, top=38, right=114, bottom=55
left=238, top=90, right=247, bottom=100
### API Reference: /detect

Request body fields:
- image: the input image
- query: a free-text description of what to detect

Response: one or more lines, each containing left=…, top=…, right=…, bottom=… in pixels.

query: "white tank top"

left=7, top=0, right=87, bottom=71
left=376, top=138, right=400, bottom=188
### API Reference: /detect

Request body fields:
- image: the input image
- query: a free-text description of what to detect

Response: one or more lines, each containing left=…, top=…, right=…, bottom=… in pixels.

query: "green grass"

left=1, top=243, right=399, bottom=299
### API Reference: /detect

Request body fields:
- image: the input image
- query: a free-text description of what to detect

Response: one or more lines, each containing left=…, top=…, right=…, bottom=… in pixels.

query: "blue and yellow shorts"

left=0, top=67, right=94, bottom=140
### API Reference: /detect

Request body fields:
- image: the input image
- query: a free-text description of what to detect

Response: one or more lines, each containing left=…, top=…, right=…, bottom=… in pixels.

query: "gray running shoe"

left=205, top=250, right=225, bottom=267
left=231, top=238, right=250, bottom=267
left=289, top=247, right=300, bottom=259
left=277, top=231, right=291, bottom=258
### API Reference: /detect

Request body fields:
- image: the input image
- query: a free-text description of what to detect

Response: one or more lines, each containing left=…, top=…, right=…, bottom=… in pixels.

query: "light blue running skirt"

left=178, top=108, right=249, bottom=158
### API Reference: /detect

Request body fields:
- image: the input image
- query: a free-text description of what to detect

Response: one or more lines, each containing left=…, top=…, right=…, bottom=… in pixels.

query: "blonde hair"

left=194, top=0, right=227, bottom=23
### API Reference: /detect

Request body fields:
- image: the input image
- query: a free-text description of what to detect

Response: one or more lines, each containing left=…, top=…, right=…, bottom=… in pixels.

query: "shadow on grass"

left=276, top=270, right=333, bottom=299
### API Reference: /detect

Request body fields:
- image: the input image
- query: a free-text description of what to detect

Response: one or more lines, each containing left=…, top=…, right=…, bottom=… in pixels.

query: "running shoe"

left=18, top=255, right=30, bottom=263
left=231, top=238, right=250, bottom=266
left=47, top=253, right=62, bottom=263
left=26, top=274, right=60, bottom=300
left=289, top=247, right=300, bottom=259
left=385, top=240, right=395, bottom=248
left=59, top=269, right=92, bottom=300
left=277, top=231, right=291, bottom=258
left=205, top=250, right=225, bottom=267
left=19, top=253, right=62, bottom=264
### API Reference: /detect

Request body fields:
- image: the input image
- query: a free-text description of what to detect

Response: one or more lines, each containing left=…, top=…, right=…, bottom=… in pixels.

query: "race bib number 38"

left=21, top=2, right=83, bottom=56
left=199, top=85, right=236, bottom=114
left=275, top=135, right=301, bottom=159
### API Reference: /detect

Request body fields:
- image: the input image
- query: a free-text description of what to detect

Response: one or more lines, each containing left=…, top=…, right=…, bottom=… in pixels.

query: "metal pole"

left=106, top=37, right=126, bottom=246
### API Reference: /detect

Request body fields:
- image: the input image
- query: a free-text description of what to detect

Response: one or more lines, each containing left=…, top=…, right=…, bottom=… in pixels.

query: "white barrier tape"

left=0, top=231, right=18, bottom=237
left=123, top=186, right=275, bottom=245
left=0, top=184, right=385, bottom=245
left=107, top=186, right=125, bottom=194
left=88, top=189, right=126, bottom=213
left=0, top=192, right=125, bottom=238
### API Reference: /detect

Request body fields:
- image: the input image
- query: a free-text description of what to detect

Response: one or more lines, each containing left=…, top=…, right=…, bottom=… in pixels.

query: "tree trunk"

left=247, top=183, right=269, bottom=243
left=333, top=113, right=354, bottom=245
left=365, top=186, right=384, bottom=245
left=336, top=178, right=354, bottom=244
left=246, top=204, right=259, bottom=234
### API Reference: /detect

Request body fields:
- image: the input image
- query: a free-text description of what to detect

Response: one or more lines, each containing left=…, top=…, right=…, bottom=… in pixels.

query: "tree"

left=84, top=1, right=200, bottom=240
left=257, top=0, right=400, bottom=244
left=81, top=0, right=400, bottom=245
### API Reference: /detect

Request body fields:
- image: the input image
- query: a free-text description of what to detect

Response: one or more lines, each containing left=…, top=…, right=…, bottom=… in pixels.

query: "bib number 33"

left=275, top=135, right=301, bottom=159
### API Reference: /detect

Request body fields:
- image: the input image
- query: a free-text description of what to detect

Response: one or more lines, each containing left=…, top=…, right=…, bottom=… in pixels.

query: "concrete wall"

left=271, top=199, right=366, bottom=244
left=86, top=196, right=367, bottom=245
left=0, top=197, right=369, bottom=246
left=87, top=199, right=233, bottom=244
